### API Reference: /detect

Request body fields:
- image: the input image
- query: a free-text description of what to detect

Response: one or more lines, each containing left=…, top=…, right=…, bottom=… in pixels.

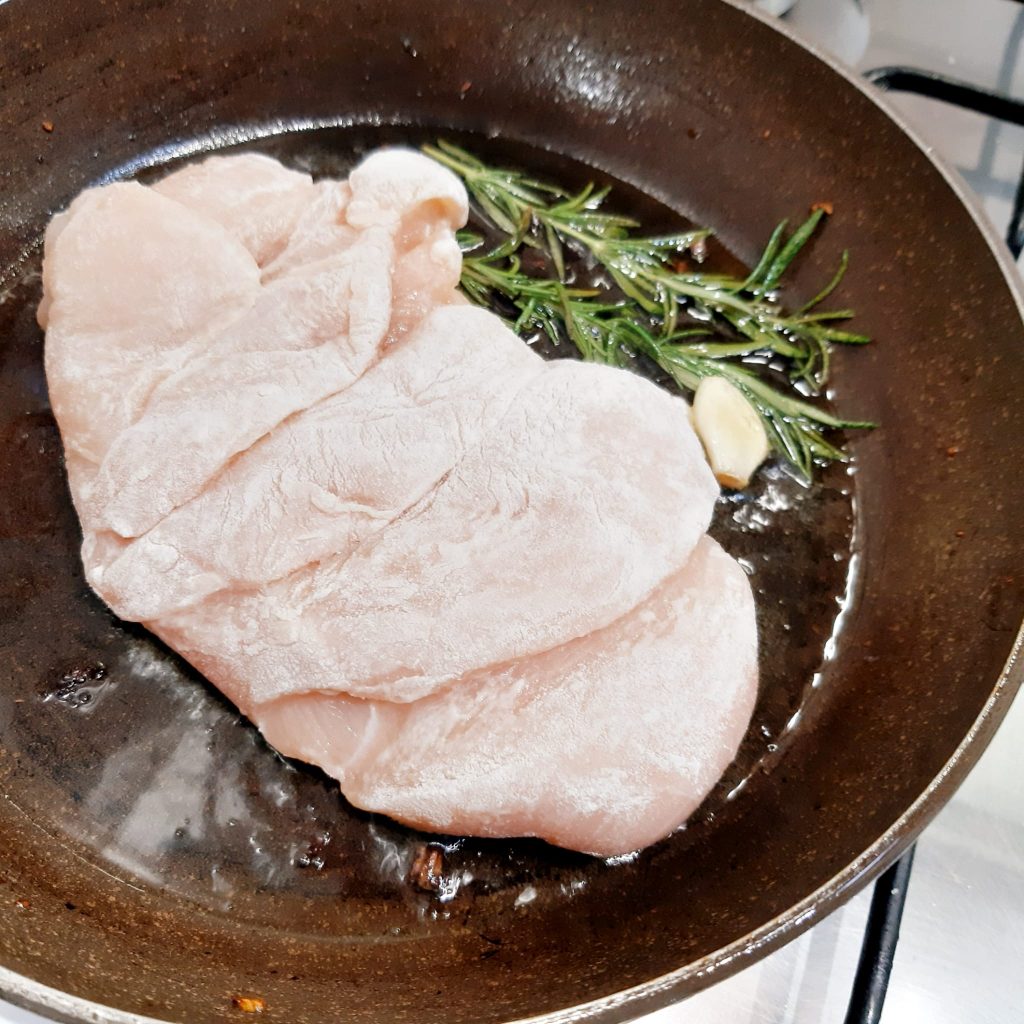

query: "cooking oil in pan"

left=0, top=122, right=858, bottom=931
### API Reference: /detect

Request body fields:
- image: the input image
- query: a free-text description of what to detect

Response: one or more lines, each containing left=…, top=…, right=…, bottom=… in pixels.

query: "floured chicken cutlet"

left=40, top=147, right=759, bottom=856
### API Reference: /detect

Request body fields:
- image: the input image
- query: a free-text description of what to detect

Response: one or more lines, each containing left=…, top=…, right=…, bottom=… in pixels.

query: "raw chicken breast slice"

left=343, top=149, right=469, bottom=342
left=259, top=180, right=355, bottom=281
left=258, top=147, right=467, bottom=284
left=251, top=536, right=758, bottom=857
left=153, top=152, right=321, bottom=268
left=47, top=149, right=469, bottom=543
left=346, top=148, right=468, bottom=232
left=43, top=147, right=758, bottom=856
left=154, top=355, right=719, bottom=707
left=256, top=149, right=468, bottom=337
left=83, top=227, right=397, bottom=538
left=92, top=306, right=544, bottom=620
left=154, top=156, right=362, bottom=286
left=154, top=148, right=466, bottom=287
left=40, top=182, right=261, bottom=503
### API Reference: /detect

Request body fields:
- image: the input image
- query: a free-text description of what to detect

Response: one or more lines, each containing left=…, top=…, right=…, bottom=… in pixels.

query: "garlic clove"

left=691, top=377, right=770, bottom=489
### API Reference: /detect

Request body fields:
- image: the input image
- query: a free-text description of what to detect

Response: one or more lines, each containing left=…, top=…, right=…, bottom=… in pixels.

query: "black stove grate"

left=843, top=847, right=916, bottom=1024
left=867, top=65, right=1024, bottom=256
left=839, top=60, right=1024, bottom=1024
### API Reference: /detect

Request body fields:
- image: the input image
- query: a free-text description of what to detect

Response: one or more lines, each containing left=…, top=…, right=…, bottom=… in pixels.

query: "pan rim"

left=512, top=0, right=1024, bottom=1018
left=2, top=2, right=1023, bottom=1023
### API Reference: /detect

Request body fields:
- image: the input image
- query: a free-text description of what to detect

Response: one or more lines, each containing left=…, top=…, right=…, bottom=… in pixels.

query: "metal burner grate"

left=867, top=65, right=1024, bottom=256
left=842, top=848, right=916, bottom=1024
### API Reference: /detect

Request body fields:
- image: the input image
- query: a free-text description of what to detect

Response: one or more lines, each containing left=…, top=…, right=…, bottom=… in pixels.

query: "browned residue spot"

left=812, top=201, right=834, bottom=216
left=409, top=845, right=444, bottom=892
left=14, top=898, right=30, bottom=910
left=945, top=445, right=960, bottom=458
left=232, top=996, right=266, bottom=1014
left=41, top=120, right=54, bottom=133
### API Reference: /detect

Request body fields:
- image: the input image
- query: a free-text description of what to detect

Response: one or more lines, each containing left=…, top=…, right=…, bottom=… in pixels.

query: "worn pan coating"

left=1, top=1, right=1023, bottom=1022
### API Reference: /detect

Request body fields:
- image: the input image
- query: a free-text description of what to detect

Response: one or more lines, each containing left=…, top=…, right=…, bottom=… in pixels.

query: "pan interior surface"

left=1, top=2, right=1022, bottom=1023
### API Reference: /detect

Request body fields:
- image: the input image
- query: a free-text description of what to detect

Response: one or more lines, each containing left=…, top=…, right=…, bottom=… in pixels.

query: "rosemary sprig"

left=428, top=140, right=873, bottom=481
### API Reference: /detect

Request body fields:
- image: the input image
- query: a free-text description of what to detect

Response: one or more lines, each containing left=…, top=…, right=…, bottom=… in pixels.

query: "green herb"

left=424, top=140, right=873, bottom=481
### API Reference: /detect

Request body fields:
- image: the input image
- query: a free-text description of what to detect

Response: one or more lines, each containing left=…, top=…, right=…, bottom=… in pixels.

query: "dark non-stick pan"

left=2, top=1, right=1023, bottom=1022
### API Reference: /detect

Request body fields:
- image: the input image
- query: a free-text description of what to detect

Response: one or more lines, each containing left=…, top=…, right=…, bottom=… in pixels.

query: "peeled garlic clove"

left=691, top=377, right=770, bottom=489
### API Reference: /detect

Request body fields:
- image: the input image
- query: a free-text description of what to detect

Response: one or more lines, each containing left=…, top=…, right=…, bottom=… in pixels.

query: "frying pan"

left=1, top=1, right=1022, bottom=1022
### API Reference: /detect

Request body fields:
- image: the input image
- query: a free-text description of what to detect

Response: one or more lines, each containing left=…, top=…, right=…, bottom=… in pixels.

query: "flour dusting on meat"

left=40, top=148, right=758, bottom=856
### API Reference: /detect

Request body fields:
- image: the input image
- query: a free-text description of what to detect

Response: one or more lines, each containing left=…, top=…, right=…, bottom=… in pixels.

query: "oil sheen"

left=0, top=123, right=856, bottom=932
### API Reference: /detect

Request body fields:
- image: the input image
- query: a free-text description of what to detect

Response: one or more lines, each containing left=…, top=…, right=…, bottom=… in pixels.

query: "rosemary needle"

left=426, top=140, right=873, bottom=482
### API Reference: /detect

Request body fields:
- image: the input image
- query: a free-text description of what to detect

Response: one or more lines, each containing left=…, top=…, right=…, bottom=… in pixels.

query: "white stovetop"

left=3, top=1, right=1023, bottom=1021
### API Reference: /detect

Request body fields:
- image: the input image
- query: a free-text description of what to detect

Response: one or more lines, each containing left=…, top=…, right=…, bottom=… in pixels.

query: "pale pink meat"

left=252, top=537, right=758, bottom=857
left=42, top=147, right=759, bottom=855
left=39, top=182, right=261, bottom=505
left=84, top=227, right=398, bottom=538
left=156, top=355, right=718, bottom=706
left=43, top=150, right=467, bottom=541
left=152, top=152, right=321, bottom=268
left=94, top=305, right=544, bottom=620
